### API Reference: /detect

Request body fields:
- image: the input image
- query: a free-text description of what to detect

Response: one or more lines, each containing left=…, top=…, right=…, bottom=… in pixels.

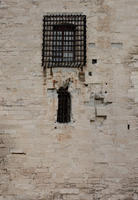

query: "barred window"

left=42, top=14, right=86, bottom=68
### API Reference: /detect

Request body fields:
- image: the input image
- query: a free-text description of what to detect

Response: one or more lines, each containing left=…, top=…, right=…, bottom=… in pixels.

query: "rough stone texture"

left=0, top=0, right=138, bottom=199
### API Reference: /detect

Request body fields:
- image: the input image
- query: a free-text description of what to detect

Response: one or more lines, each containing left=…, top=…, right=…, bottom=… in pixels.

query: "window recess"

left=57, top=87, right=71, bottom=123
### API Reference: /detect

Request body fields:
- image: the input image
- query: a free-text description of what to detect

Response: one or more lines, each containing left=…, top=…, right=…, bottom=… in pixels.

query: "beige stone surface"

left=0, top=0, right=138, bottom=199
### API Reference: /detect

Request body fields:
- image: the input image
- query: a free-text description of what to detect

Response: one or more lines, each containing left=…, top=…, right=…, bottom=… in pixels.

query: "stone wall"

left=0, top=0, right=138, bottom=199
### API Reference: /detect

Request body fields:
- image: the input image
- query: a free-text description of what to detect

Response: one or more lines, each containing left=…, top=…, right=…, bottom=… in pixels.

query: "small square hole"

left=92, top=59, right=97, bottom=64
left=88, top=72, right=92, bottom=76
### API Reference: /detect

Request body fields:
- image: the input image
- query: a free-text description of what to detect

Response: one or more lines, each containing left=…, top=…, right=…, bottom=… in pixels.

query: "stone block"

left=59, top=188, right=79, bottom=194
left=85, top=75, right=102, bottom=84
left=133, top=55, right=138, bottom=61
left=111, top=42, right=123, bottom=48
left=10, top=149, right=26, bottom=155
left=47, top=80, right=55, bottom=89
left=78, top=71, right=85, bottom=82
left=96, top=106, right=107, bottom=117
left=133, top=61, right=138, bottom=68
left=104, top=93, right=113, bottom=104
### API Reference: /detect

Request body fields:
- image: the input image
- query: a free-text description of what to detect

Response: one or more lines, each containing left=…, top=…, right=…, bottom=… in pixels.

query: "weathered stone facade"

left=0, top=0, right=138, bottom=199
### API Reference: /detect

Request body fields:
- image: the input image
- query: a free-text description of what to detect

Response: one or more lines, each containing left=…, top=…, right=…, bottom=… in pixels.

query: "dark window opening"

left=88, top=72, right=92, bottom=76
left=57, top=87, right=71, bottom=123
left=42, top=14, right=86, bottom=68
left=92, top=59, right=97, bottom=64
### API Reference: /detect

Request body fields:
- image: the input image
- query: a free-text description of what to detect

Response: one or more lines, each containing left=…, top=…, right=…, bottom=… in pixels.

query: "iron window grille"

left=42, top=14, right=86, bottom=68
